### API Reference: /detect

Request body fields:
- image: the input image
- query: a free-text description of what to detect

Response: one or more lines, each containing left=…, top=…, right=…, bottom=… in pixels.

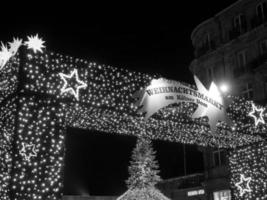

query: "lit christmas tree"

left=117, top=137, right=170, bottom=200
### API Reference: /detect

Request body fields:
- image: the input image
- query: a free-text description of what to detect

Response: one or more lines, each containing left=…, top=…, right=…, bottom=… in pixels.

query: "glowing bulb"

left=220, top=83, right=229, bottom=93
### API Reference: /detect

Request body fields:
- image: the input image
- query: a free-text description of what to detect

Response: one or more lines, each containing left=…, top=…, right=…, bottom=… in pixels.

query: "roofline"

left=191, top=0, right=243, bottom=40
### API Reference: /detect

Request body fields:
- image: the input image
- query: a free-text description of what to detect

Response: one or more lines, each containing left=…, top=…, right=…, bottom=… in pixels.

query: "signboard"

left=187, top=189, right=205, bottom=196
left=213, top=190, right=231, bottom=200
left=134, top=76, right=232, bottom=132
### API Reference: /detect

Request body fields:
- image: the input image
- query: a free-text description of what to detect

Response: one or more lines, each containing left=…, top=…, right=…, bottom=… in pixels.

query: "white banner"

left=134, top=76, right=232, bottom=132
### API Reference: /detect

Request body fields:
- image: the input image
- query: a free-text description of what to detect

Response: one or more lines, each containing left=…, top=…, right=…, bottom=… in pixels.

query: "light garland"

left=229, top=142, right=267, bottom=199
left=0, top=34, right=266, bottom=199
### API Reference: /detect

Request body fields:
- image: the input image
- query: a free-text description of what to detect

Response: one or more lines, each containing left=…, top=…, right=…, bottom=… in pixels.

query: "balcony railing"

left=251, top=52, right=267, bottom=67
left=228, top=26, right=247, bottom=41
left=233, top=66, right=251, bottom=78
left=233, top=53, right=267, bottom=78
left=250, top=15, right=267, bottom=29
left=195, top=41, right=216, bottom=58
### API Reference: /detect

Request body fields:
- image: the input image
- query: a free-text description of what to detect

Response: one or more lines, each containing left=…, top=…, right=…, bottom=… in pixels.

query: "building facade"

left=190, top=0, right=267, bottom=199
left=157, top=173, right=206, bottom=200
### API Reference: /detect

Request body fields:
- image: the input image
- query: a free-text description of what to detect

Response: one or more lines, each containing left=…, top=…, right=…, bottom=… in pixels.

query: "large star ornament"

left=25, top=34, right=45, bottom=53
left=235, top=174, right=252, bottom=197
left=248, top=103, right=265, bottom=126
left=0, top=43, right=12, bottom=70
left=19, top=143, right=37, bottom=162
left=8, top=37, right=23, bottom=55
left=59, top=69, right=87, bottom=101
left=192, top=76, right=232, bottom=132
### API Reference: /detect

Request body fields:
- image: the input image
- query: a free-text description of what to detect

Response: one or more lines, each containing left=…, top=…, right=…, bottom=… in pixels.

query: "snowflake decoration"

left=8, top=37, right=23, bottom=55
left=0, top=43, right=12, bottom=70
left=248, top=103, right=265, bottom=126
left=235, top=174, right=252, bottom=197
left=24, top=34, right=45, bottom=53
left=59, top=69, right=87, bottom=101
left=19, top=143, right=37, bottom=161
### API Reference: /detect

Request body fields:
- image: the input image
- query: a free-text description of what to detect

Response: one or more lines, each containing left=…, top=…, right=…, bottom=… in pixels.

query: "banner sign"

left=134, top=76, right=232, bottom=132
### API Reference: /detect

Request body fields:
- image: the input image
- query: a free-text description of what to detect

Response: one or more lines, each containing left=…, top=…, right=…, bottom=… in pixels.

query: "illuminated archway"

left=0, top=36, right=266, bottom=200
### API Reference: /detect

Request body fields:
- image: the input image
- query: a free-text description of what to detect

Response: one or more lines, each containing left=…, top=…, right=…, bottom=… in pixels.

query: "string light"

left=229, top=142, right=267, bottom=199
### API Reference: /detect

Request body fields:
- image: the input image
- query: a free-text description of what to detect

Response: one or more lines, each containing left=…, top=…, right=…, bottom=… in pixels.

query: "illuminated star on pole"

left=192, top=76, right=232, bottom=133
left=59, top=69, right=87, bottom=101
left=235, top=174, right=252, bottom=197
left=8, top=37, right=23, bottom=55
left=248, top=103, right=265, bottom=126
left=24, top=34, right=45, bottom=53
left=0, top=43, right=12, bottom=70
left=19, top=143, right=37, bottom=162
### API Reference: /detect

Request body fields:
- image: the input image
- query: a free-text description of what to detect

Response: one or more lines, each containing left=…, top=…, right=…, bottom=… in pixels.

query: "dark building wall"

left=190, top=0, right=267, bottom=102
left=190, top=0, right=267, bottom=199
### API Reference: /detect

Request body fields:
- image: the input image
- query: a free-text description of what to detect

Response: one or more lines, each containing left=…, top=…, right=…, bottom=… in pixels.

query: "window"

left=241, top=83, right=253, bottom=99
left=213, top=190, right=231, bottom=200
left=213, top=65, right=221, bottom=81
left=205, top=33, right=211, bottom=47
left=212, top=149, right=227, bottom=167
left=256, top=2, right=267, bottom=20
left=237, top=50, right=247, bottom=68
left=234, top=14, right=246, bottom=32
left=265, top=81, right=267, bottom=96
left=207, top=67, right=213, bottom=83
left=259, top=39, right=267, bottom=55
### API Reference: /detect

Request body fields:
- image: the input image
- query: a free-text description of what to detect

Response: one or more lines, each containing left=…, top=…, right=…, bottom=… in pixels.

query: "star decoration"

left=59, top=69, right=87, bottom=100
left=8, top=37, right=23, bottom=55
left=24, top=34, right=45, bottom=53
left=248, top=103, right=265, bottom=126
left=235, top=174, right=252, bottom=197
left=0, top=43, right=12, bottom=70
left=19, top=143, right=37, bottom=161
left=192, top=76, right=232, bottom=133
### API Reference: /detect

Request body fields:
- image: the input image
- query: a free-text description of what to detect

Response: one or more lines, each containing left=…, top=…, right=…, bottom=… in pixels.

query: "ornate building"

left=190, top=0, right=267, bottom=199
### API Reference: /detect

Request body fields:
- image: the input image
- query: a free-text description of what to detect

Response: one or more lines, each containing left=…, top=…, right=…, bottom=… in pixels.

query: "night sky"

left=2, top=0, right=237, bottom=196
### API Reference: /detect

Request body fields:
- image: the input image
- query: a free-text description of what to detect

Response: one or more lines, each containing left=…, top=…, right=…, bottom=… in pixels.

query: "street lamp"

left=219, top=83, right=229, bottom=93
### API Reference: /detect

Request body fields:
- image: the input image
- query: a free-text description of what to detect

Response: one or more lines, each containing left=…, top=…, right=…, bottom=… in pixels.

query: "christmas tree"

left=126, top=137, right=161, bottom=189
left=117, top=137, right=171, bottom=200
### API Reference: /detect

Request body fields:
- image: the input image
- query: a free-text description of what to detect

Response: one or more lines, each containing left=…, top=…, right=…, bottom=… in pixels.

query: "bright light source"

left=220, top=83, right=229, bottom=93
